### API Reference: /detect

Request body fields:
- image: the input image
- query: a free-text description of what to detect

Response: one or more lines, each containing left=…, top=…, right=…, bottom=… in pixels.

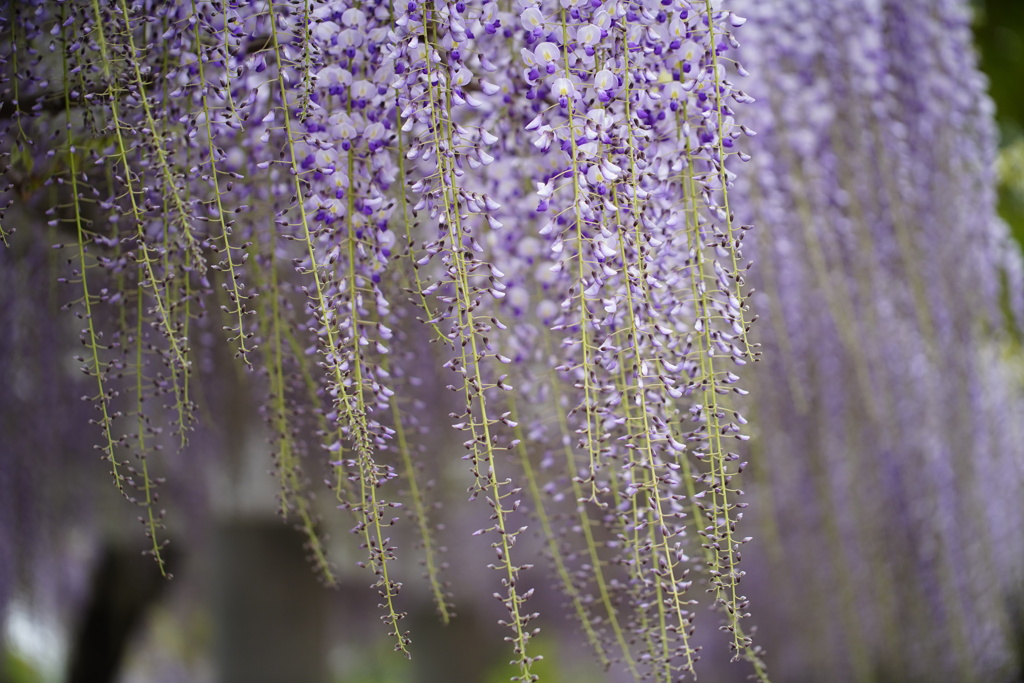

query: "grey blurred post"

left=215, top=519, right=328, bottom=683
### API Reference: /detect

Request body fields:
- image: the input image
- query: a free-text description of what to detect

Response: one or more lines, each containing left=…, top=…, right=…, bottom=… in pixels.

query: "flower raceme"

left=728, top=0, right=1024, bottom=680
left=3, top=0, right=760, bottom=679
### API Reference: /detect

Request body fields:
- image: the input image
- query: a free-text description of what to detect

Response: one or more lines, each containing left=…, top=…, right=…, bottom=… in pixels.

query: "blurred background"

left=3, top=1, right=1024, bottom=682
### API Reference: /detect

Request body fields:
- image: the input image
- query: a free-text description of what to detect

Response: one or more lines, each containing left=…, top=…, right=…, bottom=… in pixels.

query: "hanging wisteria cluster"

left=5, top=0, right=1024, bottom=680
left=731, top=0, right=1024, bottom=680
left=0, top=0, right=765, bottom=679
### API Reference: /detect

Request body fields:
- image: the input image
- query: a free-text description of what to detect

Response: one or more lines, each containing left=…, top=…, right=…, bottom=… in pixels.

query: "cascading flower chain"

left=0, top=0, right=765, bottom=678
